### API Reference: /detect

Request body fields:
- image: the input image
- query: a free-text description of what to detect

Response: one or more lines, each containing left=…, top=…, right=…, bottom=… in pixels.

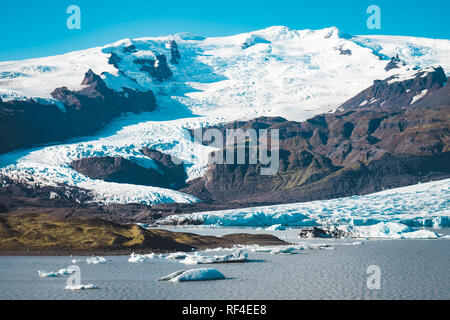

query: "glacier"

left=159, top=178, right=450, bottom=228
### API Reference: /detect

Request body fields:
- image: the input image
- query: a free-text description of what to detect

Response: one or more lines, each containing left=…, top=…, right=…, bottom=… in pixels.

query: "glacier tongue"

left=159, top=179, right=450, bottom=228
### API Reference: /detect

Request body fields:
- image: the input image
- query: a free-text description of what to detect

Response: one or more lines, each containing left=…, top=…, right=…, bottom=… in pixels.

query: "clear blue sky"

left=0, top=0, right=449, bottom=61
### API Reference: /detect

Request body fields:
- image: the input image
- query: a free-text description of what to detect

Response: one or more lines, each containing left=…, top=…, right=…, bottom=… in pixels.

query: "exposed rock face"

left=52, top=69, right=156, bottom=114
left=384, top=54, right=405, bottom=71
left=169, top=40, right=181, bottom=64
left=135, top=55, right=173, bottom=81
left=0, top=70, right=156, bottom=154
left=335, top=45, right=352, bottom=56
left=298, top=226, right=351, bottom=238
left=181, top=79, right=450, bottom=204
left=0, top=174, right=92, bottom=207
left=71, top=150, right=187, bottom=189
left=241, top=35, right=270, bottom=49
left=339, top=66, right=447, bottom=110
left=141, top=148, right=187, bottom=188
left=183, top=148, right=340, bottom=202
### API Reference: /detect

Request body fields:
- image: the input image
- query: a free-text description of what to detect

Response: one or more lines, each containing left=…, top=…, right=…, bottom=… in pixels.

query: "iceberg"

left=38, top=267, right=76, bottom=278
left=179, top=250, right=248, bottom=265
left=86, top=256, right=108, bottom=264
left=270, top=246, right=297, bottom=254
left=166, top=252, right=189, bottom=260
left=157, top=268, right=226, bottom=282
left=128, top=252, right=166, bottom=263
left=65, top=284, right=98, bottom=290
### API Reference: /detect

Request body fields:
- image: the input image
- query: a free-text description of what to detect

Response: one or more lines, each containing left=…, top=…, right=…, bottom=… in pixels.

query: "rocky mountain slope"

left=181, top=69, right=450, bottom=204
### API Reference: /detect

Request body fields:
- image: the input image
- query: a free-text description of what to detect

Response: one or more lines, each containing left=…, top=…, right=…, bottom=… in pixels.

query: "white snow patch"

left=410, top=89, right=428, bottom=104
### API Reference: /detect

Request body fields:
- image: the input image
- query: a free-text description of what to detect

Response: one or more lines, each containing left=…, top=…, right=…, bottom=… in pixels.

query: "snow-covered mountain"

left=1, top=26, right=449, bottom=121
left=0, top=26, right=449, bottom=206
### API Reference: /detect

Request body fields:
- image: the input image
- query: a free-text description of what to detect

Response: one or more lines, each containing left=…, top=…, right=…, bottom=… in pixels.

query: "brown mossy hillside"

left=0, top=213, right=286, bottom=255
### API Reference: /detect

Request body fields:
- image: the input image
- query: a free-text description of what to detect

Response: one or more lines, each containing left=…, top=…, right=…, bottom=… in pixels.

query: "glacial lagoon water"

left=0, top=227, right=449, bottom=300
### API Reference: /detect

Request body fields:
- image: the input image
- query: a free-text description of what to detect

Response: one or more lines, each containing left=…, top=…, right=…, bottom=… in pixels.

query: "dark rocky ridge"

left=169, top=40, right=181, bottom=64
left=134, top=55, right=173, bottom=81
left=70, top=149, right=187, bottom=189
left=0, top=70, right=156, bottom=154
left=339, top=66, right=447, bottom=110
left=384, top=55, right=405, bottom=71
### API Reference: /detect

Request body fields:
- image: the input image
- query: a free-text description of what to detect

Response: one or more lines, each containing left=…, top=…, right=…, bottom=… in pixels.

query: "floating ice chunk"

left=157, top=268, right=226, bottom=282
left=86, top=256, right=108, bottom=264
left=156, top=270, right=185, bottom=281
left=266, top=224, right=286, bottom=231
left=128, top=253, right=147, bottom=263
left=166, top=252, right=189, bottom=260
left=65, top=284, right=98, bottom=290
left=128, top=252, right=167, bottom=262
left=339, top=241, right=363, bottom=246
left=38, top=267, right=76, bottom=277
left=38, top=271, right=60, bottom=278
left=56, top=267, right=76, bottom=275
left=270, top=246, right=297, bottom=254
left=180, top=250, right=248, bottom=265
left=71, top=259, right=82, bottom=264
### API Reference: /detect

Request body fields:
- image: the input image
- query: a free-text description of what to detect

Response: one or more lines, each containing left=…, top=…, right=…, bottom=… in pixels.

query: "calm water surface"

left=0, top=228, right=449, bottom=300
